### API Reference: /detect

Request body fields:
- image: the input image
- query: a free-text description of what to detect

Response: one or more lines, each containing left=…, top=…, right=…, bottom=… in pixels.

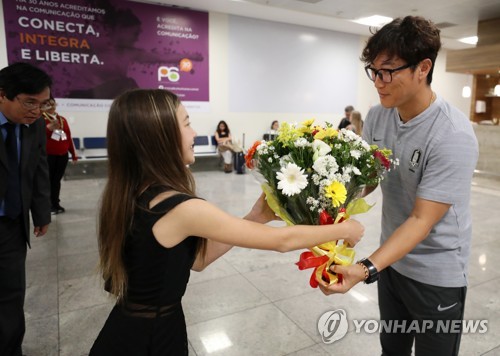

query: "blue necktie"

left=4, top=122, right=21, bottom=219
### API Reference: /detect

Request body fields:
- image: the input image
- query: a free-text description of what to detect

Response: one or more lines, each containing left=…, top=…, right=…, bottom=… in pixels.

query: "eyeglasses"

left=364, top=63, right=414, bottom=83
left=16, top=97, right=53, bottom=111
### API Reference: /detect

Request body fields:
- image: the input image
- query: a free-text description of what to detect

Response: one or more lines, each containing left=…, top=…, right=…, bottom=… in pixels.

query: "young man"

left=320, top=16, right=478, bottom=356
left=0, top=62, right=52, bottom=355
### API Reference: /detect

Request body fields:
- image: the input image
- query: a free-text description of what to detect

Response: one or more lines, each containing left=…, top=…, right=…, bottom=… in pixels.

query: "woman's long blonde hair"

left=349, top=110, right=364, bottom=136
left=98, top=89, right=205, bottom=300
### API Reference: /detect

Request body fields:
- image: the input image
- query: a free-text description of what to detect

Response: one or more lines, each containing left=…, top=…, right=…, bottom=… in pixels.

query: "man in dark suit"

left=337, top=105, right=355, bottom=130
left=0, top=63, right=52, bottom=355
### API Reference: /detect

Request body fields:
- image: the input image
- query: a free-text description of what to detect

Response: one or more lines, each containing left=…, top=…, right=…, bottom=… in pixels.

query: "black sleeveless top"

left=123, top=186, right=200, bottom=306
left=217, top=130, right=230, bottom=138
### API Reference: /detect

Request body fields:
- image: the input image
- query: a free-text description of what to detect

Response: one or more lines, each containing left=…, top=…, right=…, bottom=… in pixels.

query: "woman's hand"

left=342, top=219, right=364, bottom=247
left=244, top=193, right=280, bottom=224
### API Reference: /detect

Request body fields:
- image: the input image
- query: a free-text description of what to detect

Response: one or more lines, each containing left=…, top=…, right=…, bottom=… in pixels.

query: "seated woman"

left=214, top=120, right=234, bottom=173
left=263, top=120, right=279, bottom=140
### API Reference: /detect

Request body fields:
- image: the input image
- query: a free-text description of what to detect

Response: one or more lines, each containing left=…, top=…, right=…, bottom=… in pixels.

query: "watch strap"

left=357, top=258, right=379, bottom=284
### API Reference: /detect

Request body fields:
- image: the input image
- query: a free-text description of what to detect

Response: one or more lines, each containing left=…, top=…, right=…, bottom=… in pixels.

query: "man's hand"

left=34, top=224, right=49, bottom=237
left=318, top=263, right=366, bottom=295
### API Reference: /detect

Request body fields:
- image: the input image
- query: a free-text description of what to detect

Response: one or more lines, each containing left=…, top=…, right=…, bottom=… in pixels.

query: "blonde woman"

left=347, top=110, right=364, bottom=135
left=90, top=89, right=364, bottom=355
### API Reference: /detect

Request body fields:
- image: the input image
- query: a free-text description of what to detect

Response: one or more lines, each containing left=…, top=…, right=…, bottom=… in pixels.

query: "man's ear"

left=418, top=58, right=433, bottom=80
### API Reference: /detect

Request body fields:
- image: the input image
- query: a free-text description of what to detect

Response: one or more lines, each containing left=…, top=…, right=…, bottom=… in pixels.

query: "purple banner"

left=2, top=0, right=209, bottom=108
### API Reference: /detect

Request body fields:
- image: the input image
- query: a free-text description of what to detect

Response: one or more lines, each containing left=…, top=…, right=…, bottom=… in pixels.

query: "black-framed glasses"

left=364, top=63, right=414, bottom=83
left=15, top=97, right=53, bottom=111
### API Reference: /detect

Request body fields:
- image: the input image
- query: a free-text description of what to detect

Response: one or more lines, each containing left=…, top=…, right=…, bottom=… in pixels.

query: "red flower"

left=337, top=207, right=346, bottom=223
left=319, top=210, right=333, bottom=225
left=245, top=141, right=261, bottom=169
left=374, top=150, right=391, bottom=170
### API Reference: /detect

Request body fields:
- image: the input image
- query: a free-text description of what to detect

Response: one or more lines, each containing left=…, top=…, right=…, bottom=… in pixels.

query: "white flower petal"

left=312, top=139, right=331, bottom=157
left=276, top=163, right=308, bottom=196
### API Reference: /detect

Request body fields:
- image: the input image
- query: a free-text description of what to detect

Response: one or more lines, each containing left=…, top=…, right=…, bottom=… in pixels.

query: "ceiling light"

left=495, top=84, right=500, bottom=97
left=458, top=36, right=478, bottom=45
left=462, top=86, right=471, bottom=98
left=299, top=33, right=317, bottom=42
left=352, top=15, right=393, bottom=27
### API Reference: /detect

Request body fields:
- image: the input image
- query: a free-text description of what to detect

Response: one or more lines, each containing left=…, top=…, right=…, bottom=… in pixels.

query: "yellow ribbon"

left=261, top=183, right=374, bottom=286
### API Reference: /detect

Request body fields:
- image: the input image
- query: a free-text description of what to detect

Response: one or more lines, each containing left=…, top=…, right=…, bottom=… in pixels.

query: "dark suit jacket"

left=0, top=117, right=51, bottom=244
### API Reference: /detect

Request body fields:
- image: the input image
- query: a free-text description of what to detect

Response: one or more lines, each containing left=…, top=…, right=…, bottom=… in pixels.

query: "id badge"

left=51, top=130, right=62, bottom=141
left=60, top=131, right=67, bottom=141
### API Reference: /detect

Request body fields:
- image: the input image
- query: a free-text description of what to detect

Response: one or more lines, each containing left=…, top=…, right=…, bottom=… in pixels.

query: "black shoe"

left=51, top=208, right=59, bottom=215
left=56, top=205, right=65, bottom=214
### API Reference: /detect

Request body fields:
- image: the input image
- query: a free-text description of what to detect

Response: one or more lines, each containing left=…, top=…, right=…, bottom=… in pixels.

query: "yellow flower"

left=314, top=127, right=338, bottom=140
left=314, top=128, right=327, bottom=140
left=277, top=122, right=303, bottom=147
left=324, top=181, right=347, bottom=207
left=301, top=118, right=315, bottom=127
left=297, top=119, right=315, bottom=134
left=325, top=127, right=339, bottom=138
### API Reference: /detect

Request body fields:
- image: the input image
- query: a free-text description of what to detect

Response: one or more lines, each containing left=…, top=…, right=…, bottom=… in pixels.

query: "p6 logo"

left=158, top=66, right=180, bottom=82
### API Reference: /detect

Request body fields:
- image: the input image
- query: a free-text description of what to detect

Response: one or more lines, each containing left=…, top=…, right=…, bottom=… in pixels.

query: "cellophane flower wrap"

left=245, top=119, right=397, bottom=288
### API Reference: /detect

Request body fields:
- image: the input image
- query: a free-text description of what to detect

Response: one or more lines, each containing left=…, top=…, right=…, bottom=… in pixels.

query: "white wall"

left=0, top=5, right=472, bottom=149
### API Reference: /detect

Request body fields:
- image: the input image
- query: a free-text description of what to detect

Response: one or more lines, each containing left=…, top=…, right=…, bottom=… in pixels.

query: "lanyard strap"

left=43, top=112, right=64, bottom=130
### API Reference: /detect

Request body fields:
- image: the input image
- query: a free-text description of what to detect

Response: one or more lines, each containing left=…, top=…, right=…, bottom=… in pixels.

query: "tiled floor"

left=22, top=166, right=500, bottom=356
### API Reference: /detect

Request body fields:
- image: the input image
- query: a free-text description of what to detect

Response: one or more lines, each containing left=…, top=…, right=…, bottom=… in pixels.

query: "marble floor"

left=22, top=167, right=500, bottom=356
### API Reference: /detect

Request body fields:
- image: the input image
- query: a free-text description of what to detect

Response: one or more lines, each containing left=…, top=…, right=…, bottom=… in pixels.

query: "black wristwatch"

left=357, top=258, right=379, bottom=284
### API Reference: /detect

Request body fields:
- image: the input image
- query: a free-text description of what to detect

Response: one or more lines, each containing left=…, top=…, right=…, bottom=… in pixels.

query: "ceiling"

left=146, top=0, right=500, bottom=50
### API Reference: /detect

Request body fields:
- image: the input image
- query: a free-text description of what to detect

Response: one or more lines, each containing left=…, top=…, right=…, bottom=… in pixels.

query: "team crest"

left=410, top=149, right=421, bottom=168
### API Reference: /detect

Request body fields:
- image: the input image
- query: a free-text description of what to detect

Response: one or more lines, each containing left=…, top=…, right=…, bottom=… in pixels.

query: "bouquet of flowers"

left=245, top=119, right=397, bottom=288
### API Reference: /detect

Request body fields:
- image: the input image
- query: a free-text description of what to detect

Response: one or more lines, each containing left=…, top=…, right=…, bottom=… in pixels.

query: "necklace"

left=429, top=91, right=436, bottom=108
left=398, top=91, right=436, bottom=122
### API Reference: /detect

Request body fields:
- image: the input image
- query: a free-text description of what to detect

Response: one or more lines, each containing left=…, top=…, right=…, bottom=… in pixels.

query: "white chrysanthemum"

left=306, top=196, right=319, bottom=206
left=341, top=172, right=352, bottom=183
left=268, top=157, right=273, bottom=163
left=350, top=149, right=362, bottom=159
left=339, top=128, right=359, bottom=142
left=257, top=142, right=269, bottom=155
left=312, top=173, right=322, bottom=185
left=340, top=166, right=357, bottom=183
left=306, top=196, right=320, bottom=212
left=360, top=140, right=371, bottom=151
left=279, top=154, right=293, bottom=166
left=332, top=172, right=349, bottom=184
left=276, top=163, right=308, bottom=196
left=294, top=138, right=310, bottom=148
left=352, top=166, right=361, bottom=175
left=313, top=156, right=339, bottom=177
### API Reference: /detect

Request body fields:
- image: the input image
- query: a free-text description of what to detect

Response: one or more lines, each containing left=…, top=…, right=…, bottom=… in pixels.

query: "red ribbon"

left=296, top=209, right=348, bottom=288
left=296, top=251, right=329, bottom=270
left=295, top=251, right=329, bottom=288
